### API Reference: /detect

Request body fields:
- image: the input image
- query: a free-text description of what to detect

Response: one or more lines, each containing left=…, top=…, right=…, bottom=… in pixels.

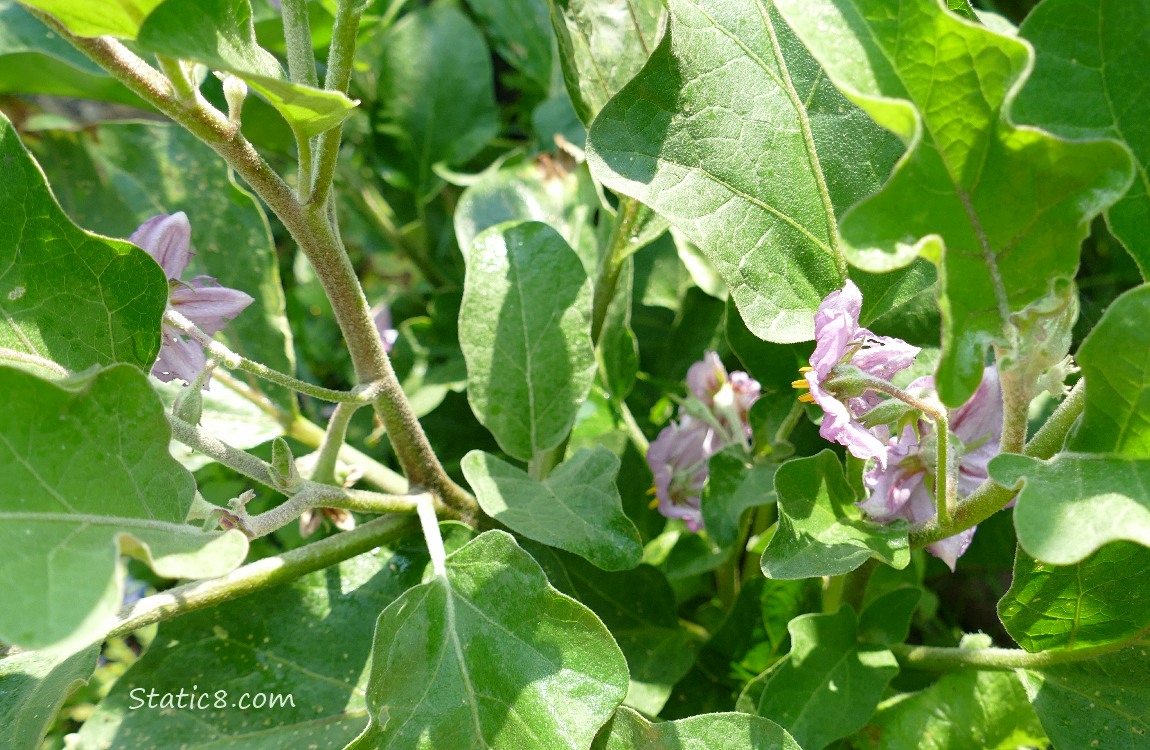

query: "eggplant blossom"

left=858, top=366, right=1003, bottom=570
left=131, top=213, right=254, bottom=385
left=792, top=281, right=919, bottom=468
left=647, top=353, right=761, bottom=531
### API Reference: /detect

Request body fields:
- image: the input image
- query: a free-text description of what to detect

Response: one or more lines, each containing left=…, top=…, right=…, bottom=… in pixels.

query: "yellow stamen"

left=791, top=378, right=810, bottom=390
left=799, top=366, right=814, bottom=373
left=645, top=485, right=657, bottom=495
left=648, top=497, right=660, bottom=510
left=798, top=392, right=815, bottom=403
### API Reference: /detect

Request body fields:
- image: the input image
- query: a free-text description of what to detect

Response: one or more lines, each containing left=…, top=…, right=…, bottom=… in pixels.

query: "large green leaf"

left=29, top=123, right=297, bottom=412
left=135, top=0, right=356, bottom=138
left=859, top=642, right=1046, bottom=750
left=460, top=221, right=596, bottom=461
left=0, top=114, right=168, bottom=372
left=586, top=0, right=904, bottom=344
left=462, top=447, right=642, bottom=571
left=0, top=644, right=100, bottom=750
left=376, top=3, right=499, bottom=199
left=761, top=450, right=910, bottom=579
left=16, top=0, right=163, bottom=38
left=757, top=606, right=899, bottom=750
left=465, top=0, right=553, bottom=89
left=774, top=0, right=1133, bottom=405
left=548, top=0, right=664, bottom=125
left=72, top=531, right=450, bottom=750
left=999, top=543, right=1150, bottom=653
left=702, top=448, right=778, bottom=549
left=348, top=531, right=629, bottom=750
left=0, top=365, right=248, bottom=651
left=990, top=285, right=1150, bottom=563
left=1020, top=646, right=1150, bottom=749
left=1015, top=0, right=1150, bottom=276
left=525, top=543, right=701, bottom=716
left=592, top=706, right=801, bottom=750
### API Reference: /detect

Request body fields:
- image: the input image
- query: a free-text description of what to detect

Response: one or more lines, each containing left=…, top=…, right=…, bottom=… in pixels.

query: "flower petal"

left=152, top=325, right=206, bottom=384
left=686, top=351, right=726, bottom=406
left=130, top=212, right=193, bottom=280
left=172, top=277, right=254, bottom=336
left=809, top=377, right=889, bottom=467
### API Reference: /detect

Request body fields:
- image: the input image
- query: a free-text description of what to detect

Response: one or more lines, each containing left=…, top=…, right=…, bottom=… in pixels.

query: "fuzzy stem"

left=0, top=347, right=70, bottom=376
left=309, top=0, right=362, bottom=208
left=309, top=402, right=360, bottom=484
left=107, top=514, right=418, bottom=640
left=892, top=626, right=1150, bottom=672
left=280, top=0, right=319, bottom=87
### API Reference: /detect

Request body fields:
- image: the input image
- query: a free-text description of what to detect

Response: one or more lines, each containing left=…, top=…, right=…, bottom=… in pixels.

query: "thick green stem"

left=310, top=402, right=360, bottom=484
left=107, top=514, right=418, bottom=640
left=309, top=0, right=362, bottom=208
left=908, top=379, right=1087, bottom=549
left=892, top=626, right=1150, bottom=672
left=280, top=0, right=319, bottom=87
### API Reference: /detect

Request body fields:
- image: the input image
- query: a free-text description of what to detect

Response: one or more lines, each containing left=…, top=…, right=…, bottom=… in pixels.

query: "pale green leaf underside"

left=73, top=539, right=445, bottom=750
left=761, top=450, right=909, bottom=579
left=0, top=365, right=248, bottom=651
left=463, top=447, right=642, bottom=571
left=0, top=112, right=167, bottom=371
left=592, top=706, right=800, bottom=750
left=460, top=221, right=596, bottom=460
left=999, top=543, right=1150, bottom=653
left=16, top=0, right=162, bottom=38
left=990, top=453, right=1150, bottom=565
left=0, top=644, right=100, bottom=750
left=350, top=531, right=629, bottom=750
left=1020, top=646, right=1150, bottom=750
left=759, top=607, right=898, bottom=750
left=774, top=0, right=1133, bottom=404
left=587, top=0, right=903, bottom=344
left=1016, top=0, right=1150, bottom=277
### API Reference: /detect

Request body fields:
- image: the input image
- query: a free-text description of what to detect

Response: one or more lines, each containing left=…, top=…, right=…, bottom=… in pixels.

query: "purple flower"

left=858, top=366, right=1003, bottom=570
left=648, top=353, right=762, bottom=531
left=130, top=213, right=253, bottom=385
left=796, top=281, right=919, bottom=468
left=372, top=302, right=399, bottom=353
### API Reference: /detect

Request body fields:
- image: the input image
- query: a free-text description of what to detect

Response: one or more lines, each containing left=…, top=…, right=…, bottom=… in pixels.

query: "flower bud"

left=1003, top=279, right=1079, bottom=400
left=269, top=437, right=301, bottom=492
left=172, top=385, right=203, bottom=424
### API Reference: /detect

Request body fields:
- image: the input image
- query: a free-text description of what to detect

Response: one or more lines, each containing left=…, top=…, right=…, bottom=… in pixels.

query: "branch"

left=107, top=513, right=418, bottom=640
left=892, top=626, right=1150, bottom=672
left=309, top=0, right=363, bottom=207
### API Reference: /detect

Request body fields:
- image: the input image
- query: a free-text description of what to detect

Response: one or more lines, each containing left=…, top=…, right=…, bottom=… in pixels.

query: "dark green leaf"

left=462, top=447, right=642, bottom=571
left=465, top=0, right=553, bottom=88
left=858, top=586, right=922, bottom=647
left=1016, top=0, right=1150, bottom=276
left=592, top=706, right=801, bottom=750
left=0, top=644, right=99, bottom=750
left=526, top=543, right=701, bottom=715
left=762, top=450, right=910, bottom=579
left=774, top=0, right=1133, bottom=405
left=1021, top=646, right=1150, bottom=749
left=757, top=606, right=899, bottom=750
left=587, top=0, right=903, bottom=344
left=1000, top=542, right=1150, bottom=652
left=377, top=4, right=499, bottom=199
left=460, top=221, right=596, bottom=461
left=702, top=448, right=777, bottom=549
left=349, top=531, right=629, bottom=750
left=0, top=113, right=167, bottom=371
left=0, top=365, right=247, bottom=651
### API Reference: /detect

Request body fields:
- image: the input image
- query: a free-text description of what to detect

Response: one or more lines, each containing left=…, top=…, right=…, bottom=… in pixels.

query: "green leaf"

left=586, top=0, right=903, bottom=344
left=376, top=3, right=499, bottom=199
left=16, top=0, right=163, bottom=38
left=0, top=114, right=168, bottom=371
left=72, top=527, right=460, bottom=749
left=860, top=657, right=1046, bottom=750
left=135, top=0, right=355, bottom=138
left=993, top=453, right=1150, bottom=565
left=858, top=586, right=921, bottom=647
left=773, top=0, right=1133, bottom=404
left=0, top=644, right=99, bottom=750
left=525, top=543, right=701, bottom=715
left=28, top=122, right=297, bottom=412
left=460, top=221, right=596, bottom=461
left=999, top=543, right=1150, bottom=653
left=702, top=448, right=778, bottom=549
left=598, top=255, right=639, bottom=399
left=462, top=447, right=642, bottom=571
left=465, top=0, right=553, bottom=89
left=1015, top=0, right=1150, bottom=276
left=348, top=531, right=629, bottom=750
left=592, top=706, right=801, bottom=750
left=761, top=450, right=910, bottom=579
left=1020, top=646, right=1150, bottom=749
left=0, top=365, right=248, bottom=651
left=757, top=606, right=899, bottom=750
left=548, top=0, right=664, bottom=125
